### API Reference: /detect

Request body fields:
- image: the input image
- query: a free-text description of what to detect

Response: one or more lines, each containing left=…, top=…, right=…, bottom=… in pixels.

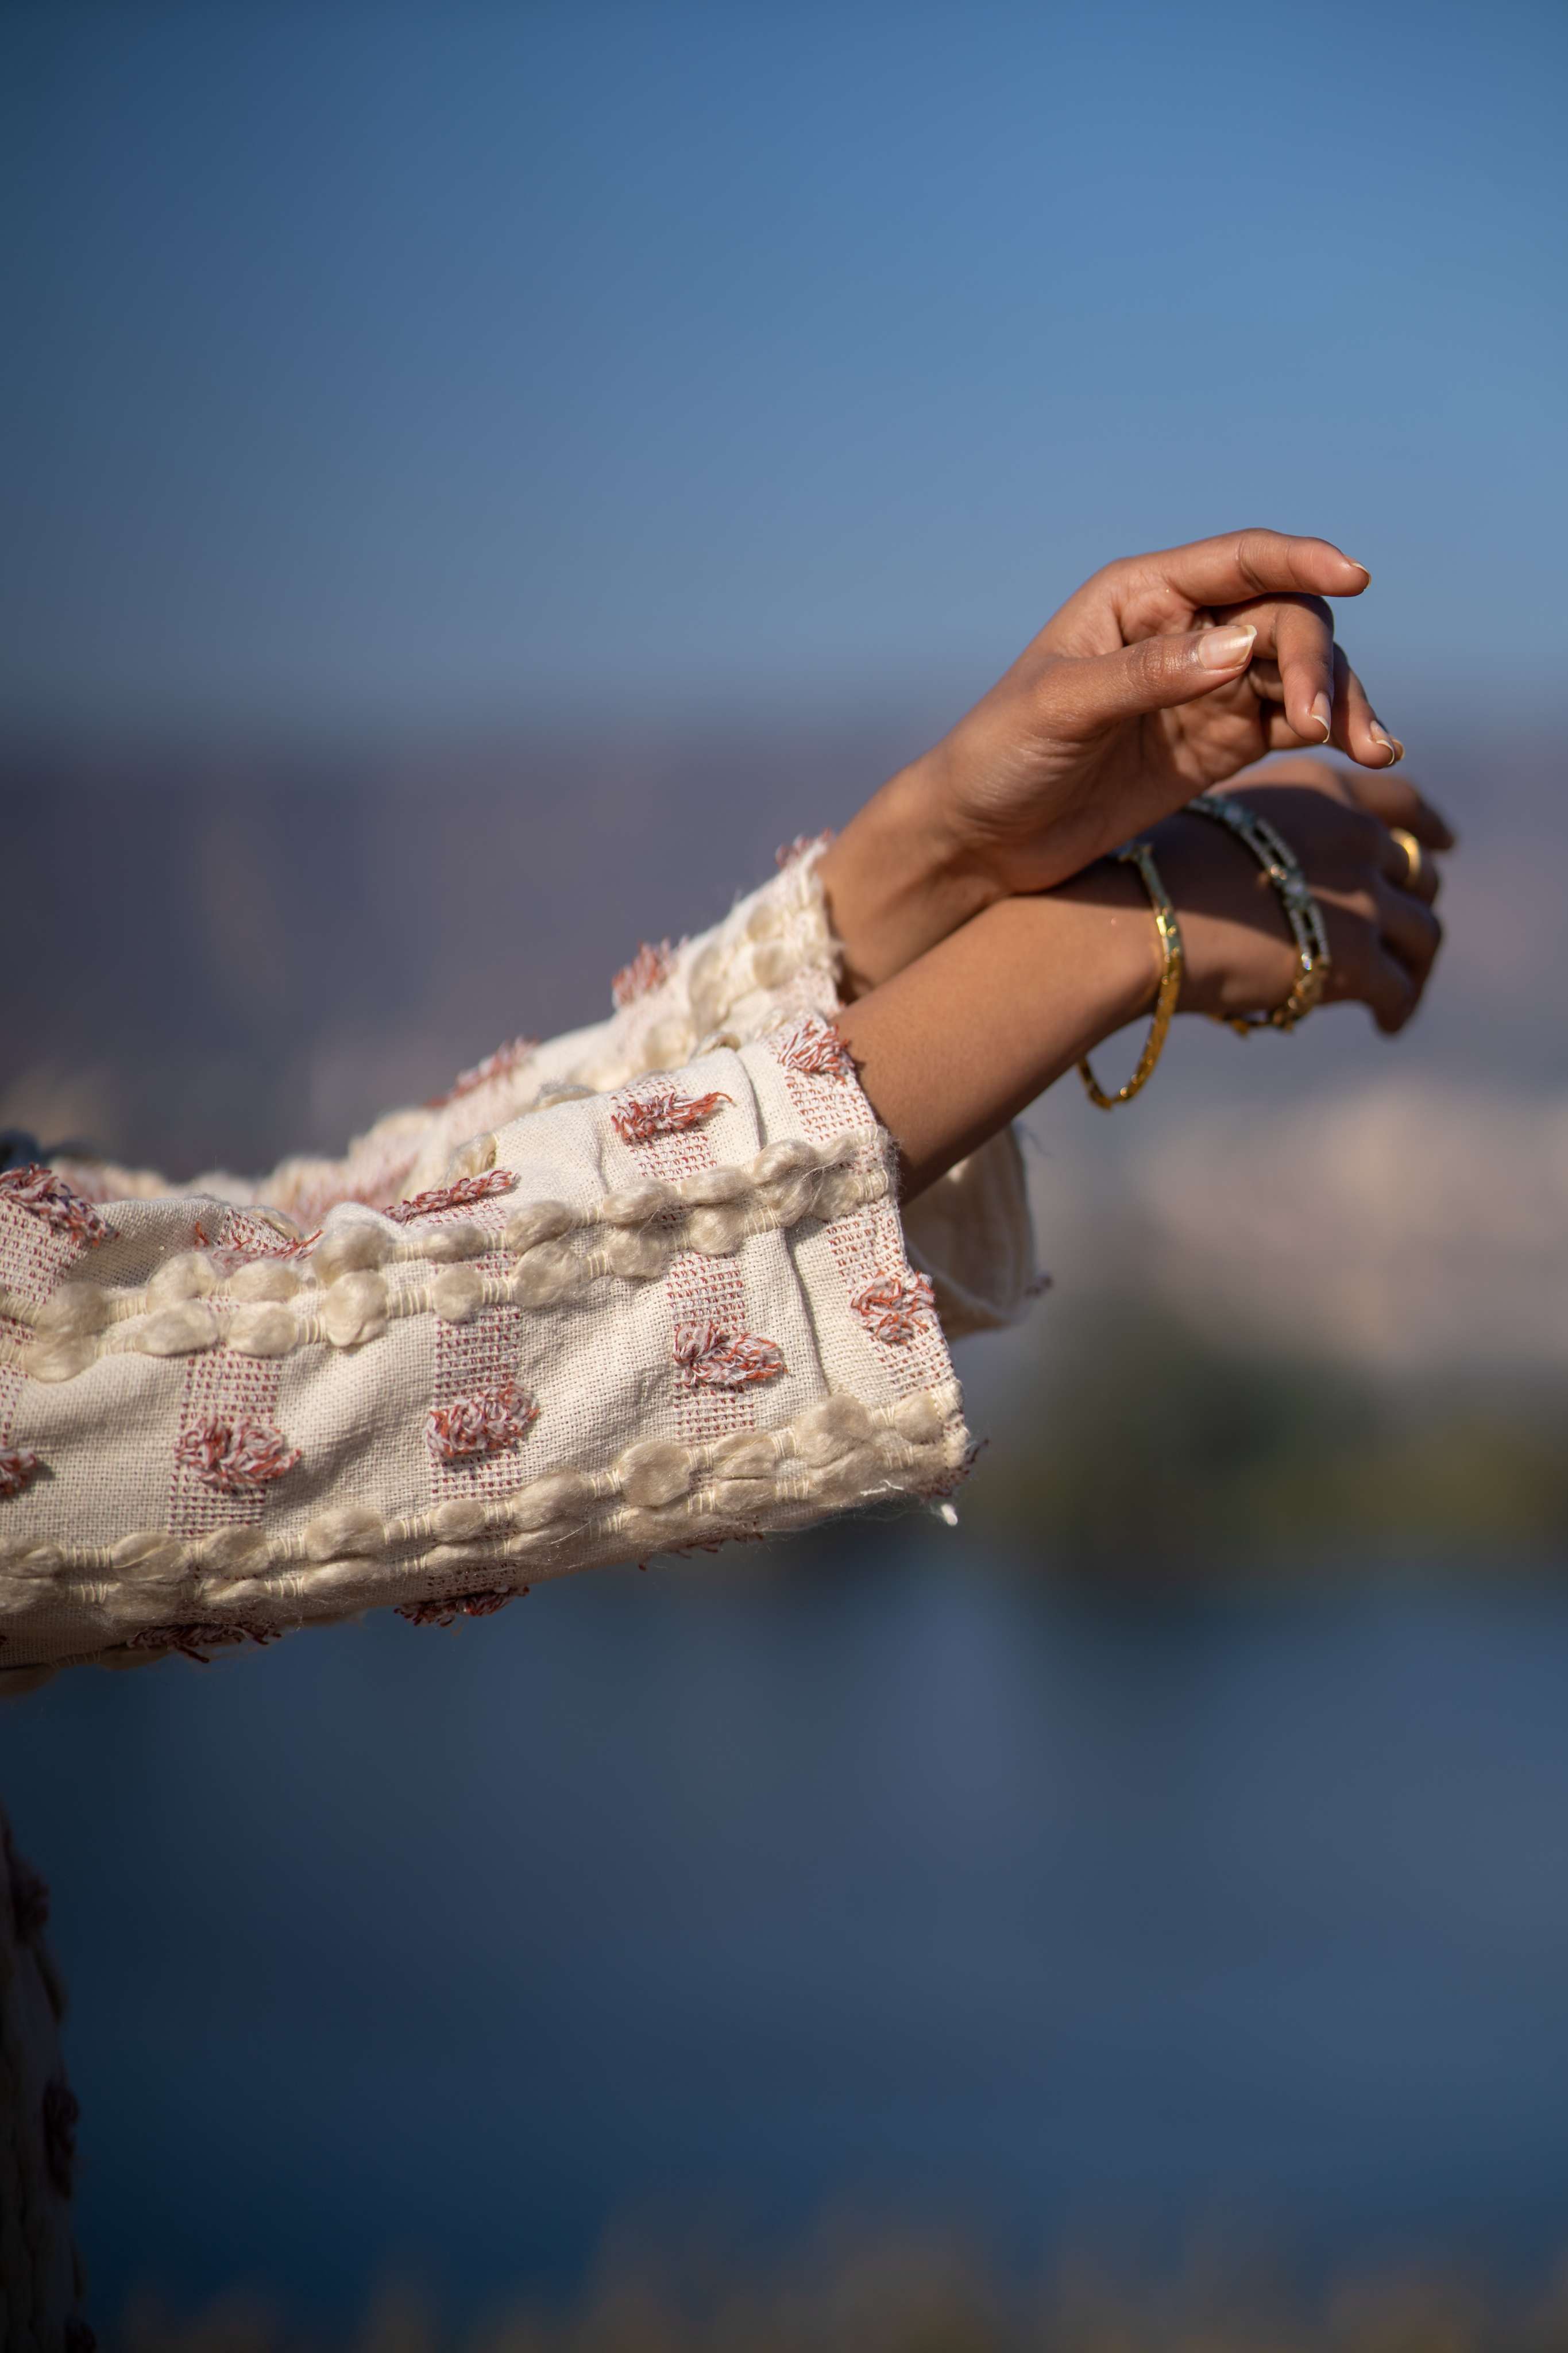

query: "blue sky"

left=5, top=0, right=1565, bottom=731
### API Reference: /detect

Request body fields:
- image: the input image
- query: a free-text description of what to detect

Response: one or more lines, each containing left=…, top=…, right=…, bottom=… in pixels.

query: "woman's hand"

left=821, top=529, right=1399, bottom=994
left=1147, top=757, right=1453, bottom=1033
left=830, top=757, right=1453, bottom=1203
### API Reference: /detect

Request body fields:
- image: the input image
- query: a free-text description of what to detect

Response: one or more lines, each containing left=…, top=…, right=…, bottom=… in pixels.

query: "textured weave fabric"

left=0, top=851, right=1037, bottom=1687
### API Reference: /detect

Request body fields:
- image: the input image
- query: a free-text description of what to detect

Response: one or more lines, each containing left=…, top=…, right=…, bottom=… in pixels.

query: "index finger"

left=1121, top=528, right=1372, bottom=611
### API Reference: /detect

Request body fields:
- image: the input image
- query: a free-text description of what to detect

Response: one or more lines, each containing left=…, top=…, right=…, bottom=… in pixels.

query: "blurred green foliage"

left=965, top=1302, right=1568, bottom=1570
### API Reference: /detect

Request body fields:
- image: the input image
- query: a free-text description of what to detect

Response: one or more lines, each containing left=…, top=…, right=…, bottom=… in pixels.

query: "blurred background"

left=4, top=1, right=1568, bottom=2342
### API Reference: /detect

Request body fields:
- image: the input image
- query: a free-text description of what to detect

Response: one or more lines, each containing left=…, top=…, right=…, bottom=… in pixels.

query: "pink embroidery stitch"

left=424, top=1378, right=539, bottom=1465
left=0, top=1446, right=41, bottom=1500
left=610, top=1086, right=732, bottom=1147
left=775, top=828, right=835, bottom=870
left=0, top=1164, right=118, bottom=1247
left=426, top=1036, right=538, bottom=1110
left=673, top=1320, right=786, bottom=1391
left=173, top=1417, right=302, bottom=1494
left=612, top=939, right=677, bottom=1010
left=387, top=1169, right=517, bottom=1224
left=126, top=1621, right=277, bottom=1660
left=396, top=1588, right=518, bottom=1626
left=771, top=1016, right=853, bottom=1081
left=852, top=1270, right=936, bottom=1345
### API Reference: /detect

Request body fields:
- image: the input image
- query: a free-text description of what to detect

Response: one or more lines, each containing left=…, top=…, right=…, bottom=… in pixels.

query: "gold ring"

left=1391, top=826, right=1423, bottom=888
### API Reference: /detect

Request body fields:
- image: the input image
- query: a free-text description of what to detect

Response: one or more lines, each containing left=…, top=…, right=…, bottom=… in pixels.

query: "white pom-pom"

left=504, top=1200, right=575, bottom=1252
left=196, top=1526, right=269, bottom=1574
left=304, top=1505, right=385, bottom=1562
left=750, top=1139, right=817, bottom=1185
left=420, top=1220, right=486, bottom=1264
left=601, top=1227, right=669, bottom=1282
left=110, top=1532, right=187, bottom=1581
left=810, top=1166, right=868, bottom=1223
left=446, top=1131, right=497, bottom=1179
left=686, top=1204, right=748, bottom=1259
left=34, top=1283, right=111, bottom=1336
left=686, top=940, right=727, bottom=1026
left=424, top=1265, right=481, bottom=1324
left=890, top=1392, right=945, bottom=1445
left=679, top=1165, right=748, bottom=1207
left=507, top=1469, right=595, bottom=1533
left=139, top=1302, right=220, bottom=1358
left=312, top=1224, right=394, bottom=1285
left=710, top=1474, right=775, bottom=1516
left=146, top=1251, right=217, bottom=1306
left=227, top=1259, right=301, bottom=1302
left=319, top=1271, right=389, bottom=1348
left=794, top=1395, right=873, bottom=1466
left=596, top=1183, right=675, bottom=1227
left=710, top=1431, right=780, bottom=1478
left=747, top=901, right=785, bottom=942
left=511, top=1244, right=584, bottom=1309
left=751, top=940, right=794, bottom=990
left=643, top=1019, right=692, bottom=1068
left=618, top=1440, right=693, bottom=1509
left=24, top=1337, right=94, bottom=1384
left=431, top=1498, right=489, bottom=1542
left=226, top=1302, right=299, bottom=1358
left=758, top=1171, right=816, bottom=1227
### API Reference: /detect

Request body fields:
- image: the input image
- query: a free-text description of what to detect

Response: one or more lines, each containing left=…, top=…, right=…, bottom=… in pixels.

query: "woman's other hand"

left=821, top=529, right=1396, bottom=993
left=1149, top=756, right=1453, bottom=1033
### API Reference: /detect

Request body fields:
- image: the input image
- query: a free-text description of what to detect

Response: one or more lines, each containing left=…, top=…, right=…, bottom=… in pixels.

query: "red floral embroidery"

left=612, top=938, right=677, bottom=1010
left=852, top=1270, right=936, bottom=1345
left=0, top=1164, right=118, bottom=1247
left=424, top=1378, right=539, bottom=1465
left=387, top=1168, right=517, bottom=1224
left=610, top=1086, right=732, bottom=1147
left=426, top=1036, right=538, bottom=1110
left=775, top=829, right=835, bottom=870
left=673, top=1321, right=786, bottom=1391
left=771, top=1016, right=853, bottom=1081
left=173, top=1418, right=302, bottom=1494
left=396, top=1588, right=518, bottom=1626
left=0, top=1447, right=41, bottom=1500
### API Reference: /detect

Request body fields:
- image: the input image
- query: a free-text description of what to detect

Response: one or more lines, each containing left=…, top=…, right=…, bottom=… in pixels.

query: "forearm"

left=836, top=861, right=1159, bottom=1199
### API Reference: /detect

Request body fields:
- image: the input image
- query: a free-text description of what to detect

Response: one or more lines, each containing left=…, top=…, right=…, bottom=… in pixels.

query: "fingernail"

left=1346, top=558, right=1372, bottom=580
left=1198, top=623, right=1256, bottom=670
left=1371, top=726, right=1404, bottom=764
left=1309, top=692, right=1333, bottom=742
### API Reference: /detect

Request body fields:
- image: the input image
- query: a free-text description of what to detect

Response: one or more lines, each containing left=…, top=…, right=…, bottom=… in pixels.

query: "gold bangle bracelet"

left=1187, top=793, right=1332, bottom=1033
left=1077, top=839, right=1184, bottom=1110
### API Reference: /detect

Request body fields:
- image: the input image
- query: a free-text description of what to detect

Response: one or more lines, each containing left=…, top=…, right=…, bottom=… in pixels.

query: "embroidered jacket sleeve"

left=0, top=1029, right=971, bottom=1684
left=53, top=845, right=1038, bottom=1341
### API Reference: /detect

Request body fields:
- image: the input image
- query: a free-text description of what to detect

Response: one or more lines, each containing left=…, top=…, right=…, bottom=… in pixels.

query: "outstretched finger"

left=1326, top=645, right=1405, bottom=769
left=1121, top=528, right=1372, bottom=614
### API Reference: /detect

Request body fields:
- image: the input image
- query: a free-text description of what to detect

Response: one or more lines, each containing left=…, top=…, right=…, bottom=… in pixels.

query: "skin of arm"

left=840, top=759, right=1452, bottom=1203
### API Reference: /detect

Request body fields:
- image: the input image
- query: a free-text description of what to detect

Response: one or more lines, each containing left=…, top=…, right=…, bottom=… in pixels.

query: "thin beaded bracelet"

left=1188, top=792, right=1332, bottom=1032
left=1077, top=839, right=1184, bottom=1110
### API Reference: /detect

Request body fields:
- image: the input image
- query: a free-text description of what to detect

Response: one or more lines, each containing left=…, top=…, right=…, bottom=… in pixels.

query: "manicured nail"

left=1198, top=623, right=1256, bottom=670
left=1345, top=557, right=1372, bottom=580
left=1309, top=692, right=1333, bottom=742
left=1371, top=726, right=1404, bottom=764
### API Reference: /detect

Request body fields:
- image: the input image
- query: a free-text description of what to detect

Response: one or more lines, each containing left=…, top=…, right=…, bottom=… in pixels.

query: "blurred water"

left=5, top=1533, right=1568, bottom=2325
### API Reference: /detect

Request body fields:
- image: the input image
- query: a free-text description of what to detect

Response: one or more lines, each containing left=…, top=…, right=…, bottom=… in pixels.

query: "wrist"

left=818, top=756, right=1003, bottom=999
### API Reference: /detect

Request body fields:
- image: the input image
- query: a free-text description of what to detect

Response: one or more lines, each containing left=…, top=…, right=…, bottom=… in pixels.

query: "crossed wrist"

left=818, top=758, right=1003, bottom=998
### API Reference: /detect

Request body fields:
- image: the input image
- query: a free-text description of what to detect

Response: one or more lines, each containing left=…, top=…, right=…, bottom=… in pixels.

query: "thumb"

left=1044, top=623, right=1257, bottom=731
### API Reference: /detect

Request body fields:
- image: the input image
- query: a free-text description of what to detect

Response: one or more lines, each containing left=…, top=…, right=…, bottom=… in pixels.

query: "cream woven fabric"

left=0, top=849, right=1037, bottom=1685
